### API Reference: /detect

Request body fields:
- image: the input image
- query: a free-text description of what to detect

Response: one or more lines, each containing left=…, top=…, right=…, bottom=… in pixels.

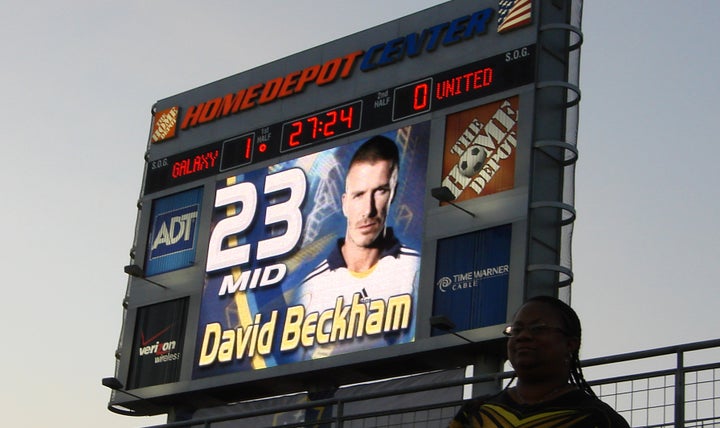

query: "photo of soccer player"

left=294, top=135, right=421, bottom=356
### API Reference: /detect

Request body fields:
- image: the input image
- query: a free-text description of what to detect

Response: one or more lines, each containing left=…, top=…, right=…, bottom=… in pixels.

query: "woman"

left=449, top=296, right=630, bottom=427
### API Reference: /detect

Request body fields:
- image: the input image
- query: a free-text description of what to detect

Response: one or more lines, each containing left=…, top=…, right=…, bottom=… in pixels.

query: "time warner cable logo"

left=437, top=264, right=510, bottom=292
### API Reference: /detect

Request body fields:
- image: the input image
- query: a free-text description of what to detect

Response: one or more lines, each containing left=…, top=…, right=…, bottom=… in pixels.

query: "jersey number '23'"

left=206, top=168, right=306, bottom=273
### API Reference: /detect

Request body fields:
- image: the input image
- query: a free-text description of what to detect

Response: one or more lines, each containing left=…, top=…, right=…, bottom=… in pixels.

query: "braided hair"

left=521, top=295, right=597, bottom=398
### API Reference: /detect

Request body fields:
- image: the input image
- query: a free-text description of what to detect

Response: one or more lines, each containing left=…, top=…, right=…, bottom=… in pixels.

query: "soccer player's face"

left=342, top=160, right=395, bottom=248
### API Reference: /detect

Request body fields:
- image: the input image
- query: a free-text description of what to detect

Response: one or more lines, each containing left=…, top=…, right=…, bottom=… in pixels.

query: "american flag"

left=498, top=0, right=532, bottom=33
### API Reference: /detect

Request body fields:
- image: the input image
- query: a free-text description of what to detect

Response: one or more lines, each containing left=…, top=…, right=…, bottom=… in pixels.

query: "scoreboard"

left=108, top=0, right=582, bottom=418
left=143, top=44, right=534, bottom=194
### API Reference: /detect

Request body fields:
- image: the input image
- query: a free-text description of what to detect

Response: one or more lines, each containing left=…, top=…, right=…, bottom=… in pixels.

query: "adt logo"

left=150, top=204, right=199, bottom=259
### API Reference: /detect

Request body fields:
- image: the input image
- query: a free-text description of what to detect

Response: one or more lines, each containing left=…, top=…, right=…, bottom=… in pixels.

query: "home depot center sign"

left=152, top=8, right=494, bottom=142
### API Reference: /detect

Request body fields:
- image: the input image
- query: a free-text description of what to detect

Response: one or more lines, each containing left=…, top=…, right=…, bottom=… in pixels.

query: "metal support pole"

left=674, top=350, right=685, bottom=428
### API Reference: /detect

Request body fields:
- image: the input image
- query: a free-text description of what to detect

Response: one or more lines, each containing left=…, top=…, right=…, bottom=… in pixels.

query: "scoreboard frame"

left=107, top=0, right=583, bottom=419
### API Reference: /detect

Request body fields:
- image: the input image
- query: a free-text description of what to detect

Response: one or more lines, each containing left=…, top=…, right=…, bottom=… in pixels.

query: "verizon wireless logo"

left=138, top=324, right=181, bottom=363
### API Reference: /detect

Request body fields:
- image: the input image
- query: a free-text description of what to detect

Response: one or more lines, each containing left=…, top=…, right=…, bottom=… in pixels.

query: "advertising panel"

left=440, top=96, right=518, bottom=203
left=127, top=298, right=189, bottom=389
left=144, top=187, right=203, bottom=276
left=194, top=122, right=429, bottom=379
left=431, top=224, right=511, bottom=333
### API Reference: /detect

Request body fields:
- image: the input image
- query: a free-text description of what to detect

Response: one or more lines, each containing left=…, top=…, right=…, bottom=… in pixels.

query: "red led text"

left=172, top=150, right=220, bottom=179
left=435, top=67, right=494, bottom=100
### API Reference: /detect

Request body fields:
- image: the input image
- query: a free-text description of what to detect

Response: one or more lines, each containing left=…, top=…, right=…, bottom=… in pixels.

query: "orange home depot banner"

left=440, top=96, right=518, bottom=203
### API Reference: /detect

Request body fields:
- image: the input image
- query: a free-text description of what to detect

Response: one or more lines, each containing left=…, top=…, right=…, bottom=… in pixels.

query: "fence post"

left=674, top=350, right=685, bottom=428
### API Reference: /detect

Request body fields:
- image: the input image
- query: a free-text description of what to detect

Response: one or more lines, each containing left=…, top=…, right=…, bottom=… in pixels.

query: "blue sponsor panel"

left=145, top=187, right=203, bottom=276
left=432, top=224, right=511, bottom=333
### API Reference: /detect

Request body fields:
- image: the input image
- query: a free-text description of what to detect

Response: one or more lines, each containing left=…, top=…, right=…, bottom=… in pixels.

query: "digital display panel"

left=220, top=133, right=255, bottom=171
left=392, top=78, right=433, bottom=121
left=280, top=101, right=363, bottom=152
left=194, top=122, right=429, bottom=378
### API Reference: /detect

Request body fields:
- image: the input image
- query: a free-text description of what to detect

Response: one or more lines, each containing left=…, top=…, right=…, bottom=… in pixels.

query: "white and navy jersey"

left=295, top=230, right=420, bottom=356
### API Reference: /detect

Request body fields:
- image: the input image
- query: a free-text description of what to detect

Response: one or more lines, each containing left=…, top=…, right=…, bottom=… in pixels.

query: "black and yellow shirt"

left=449, top=389, right=630, bottom=428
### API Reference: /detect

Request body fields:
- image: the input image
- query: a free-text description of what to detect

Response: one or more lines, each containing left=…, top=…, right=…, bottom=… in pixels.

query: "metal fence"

left=583, top=339, right=720, bottom=427
left=150, top=338, right=720, bottom=427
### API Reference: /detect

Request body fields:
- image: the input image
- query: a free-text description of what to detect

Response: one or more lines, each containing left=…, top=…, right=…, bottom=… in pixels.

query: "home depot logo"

left=151, top=106, right=179, bottom=143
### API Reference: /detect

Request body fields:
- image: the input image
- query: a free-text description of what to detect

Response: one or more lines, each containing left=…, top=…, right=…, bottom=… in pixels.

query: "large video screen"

left=194, top=122, right=429, bottom=378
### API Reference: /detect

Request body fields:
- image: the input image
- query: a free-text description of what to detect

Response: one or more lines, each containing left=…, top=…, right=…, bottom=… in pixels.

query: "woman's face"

left=506, top=301, right=579, bottom=382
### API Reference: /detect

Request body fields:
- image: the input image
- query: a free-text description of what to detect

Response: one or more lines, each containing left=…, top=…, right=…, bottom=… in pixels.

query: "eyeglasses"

left=503, top=323, right=567, bottom=337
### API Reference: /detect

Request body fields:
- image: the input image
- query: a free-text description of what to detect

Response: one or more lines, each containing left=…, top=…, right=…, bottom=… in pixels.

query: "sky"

left=1, top=1, right=718, bottom=427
